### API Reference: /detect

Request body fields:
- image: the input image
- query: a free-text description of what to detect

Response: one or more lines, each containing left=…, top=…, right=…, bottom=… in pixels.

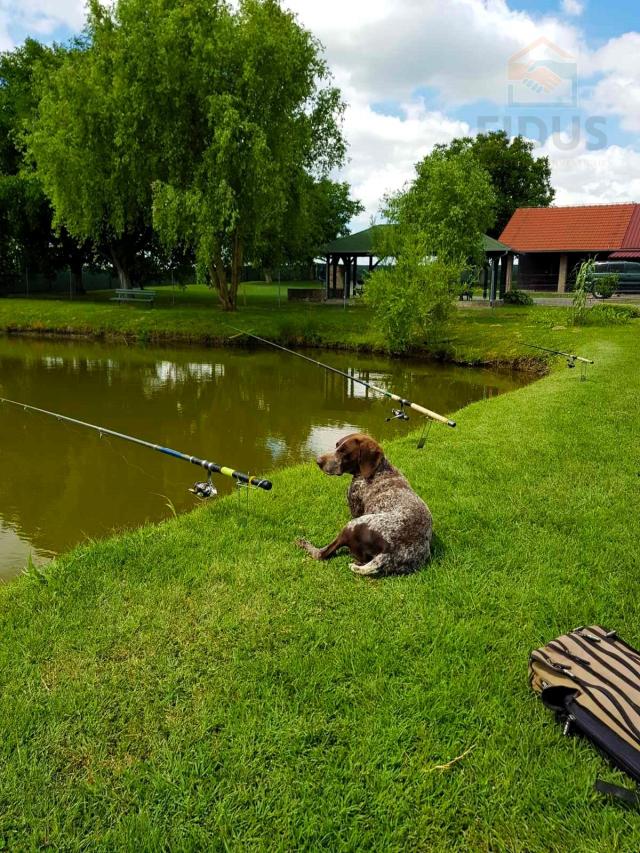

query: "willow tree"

left=27, top=0, right=189, bottom=288
left=152, top=0, right=345, bottom=310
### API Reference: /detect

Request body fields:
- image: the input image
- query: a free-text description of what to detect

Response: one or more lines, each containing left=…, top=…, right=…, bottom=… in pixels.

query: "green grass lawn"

left=1, top=311, right=639, bottom=849
left=0, top=282, right=627, bottom=366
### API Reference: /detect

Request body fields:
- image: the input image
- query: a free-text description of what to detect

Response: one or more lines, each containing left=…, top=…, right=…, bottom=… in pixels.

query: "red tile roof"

left=621, top=205, right=640, bottom=251
left=610, top=251, right=640, bottom=259
left=499, top=203, right=640, bottom=253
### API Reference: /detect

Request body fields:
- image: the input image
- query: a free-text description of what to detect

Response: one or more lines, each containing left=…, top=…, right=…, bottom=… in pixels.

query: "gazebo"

left=321, top=226, right=386, bottom=300
left=321, top=226, right=513, bottom=300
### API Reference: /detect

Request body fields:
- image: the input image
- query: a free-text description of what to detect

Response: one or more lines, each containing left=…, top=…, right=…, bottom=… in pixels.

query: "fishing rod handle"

left=409, top=401, right=456, bottom=428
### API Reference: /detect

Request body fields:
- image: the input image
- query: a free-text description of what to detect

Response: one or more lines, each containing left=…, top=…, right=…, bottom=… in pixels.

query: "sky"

left=1, top=0, right=639, bottom=233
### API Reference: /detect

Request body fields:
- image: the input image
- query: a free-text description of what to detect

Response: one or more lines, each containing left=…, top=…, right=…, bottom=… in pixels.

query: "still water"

left=0, top=336, right=531, bottom=580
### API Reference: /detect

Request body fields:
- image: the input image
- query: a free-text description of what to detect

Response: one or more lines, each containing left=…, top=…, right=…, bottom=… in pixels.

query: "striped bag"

left=530, top=625, right=640, bottom=803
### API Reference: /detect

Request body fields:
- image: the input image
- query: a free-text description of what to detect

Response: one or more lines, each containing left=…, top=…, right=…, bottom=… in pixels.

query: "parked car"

left=590, top=260, right=640, bottom=294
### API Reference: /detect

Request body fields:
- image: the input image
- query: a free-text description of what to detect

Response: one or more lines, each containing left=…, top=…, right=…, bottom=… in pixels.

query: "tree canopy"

left=258, top=177, right=363, bottom=278
left=152, top=0, right=346, bottom=309
left=367, top=148, right=496, bottom=353
left=0, top=40, right=60, bottom=280
left=433, top=131, right=554, bottom=237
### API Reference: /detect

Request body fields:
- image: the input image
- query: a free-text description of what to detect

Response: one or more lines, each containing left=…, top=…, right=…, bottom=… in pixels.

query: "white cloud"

left=284, top=0, right=592, bottom=224
left=0, top=0, right=87, bottom=42
left=540, top=136, right=640, bottom=205
left=339, top=93, right=470, bottom=228
left=286, top=0, right=583, bottom=106
left=588, top=33, right=640, bottom=132
left=0, top=20, right=13, bottom=50
left=561, top=0, right=584, bottom=17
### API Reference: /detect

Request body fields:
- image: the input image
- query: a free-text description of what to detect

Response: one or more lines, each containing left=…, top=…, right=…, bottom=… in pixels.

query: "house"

left=499, top=203, right=640, bottom=292
left=321, top=227, right=512, bottom=300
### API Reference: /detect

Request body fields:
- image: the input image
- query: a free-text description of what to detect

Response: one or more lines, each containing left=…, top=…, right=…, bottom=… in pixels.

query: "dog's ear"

left=336, top=435, right=361, bottom=474
left=358, top=436, right=384, bottom=480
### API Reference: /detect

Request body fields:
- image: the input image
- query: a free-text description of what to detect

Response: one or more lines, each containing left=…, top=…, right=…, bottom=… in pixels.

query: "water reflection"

left=0, top=336, right=531, bottom=580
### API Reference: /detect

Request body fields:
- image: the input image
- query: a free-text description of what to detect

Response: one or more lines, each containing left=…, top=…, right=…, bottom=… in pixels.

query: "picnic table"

left=110, top=288, right=156, bottom=306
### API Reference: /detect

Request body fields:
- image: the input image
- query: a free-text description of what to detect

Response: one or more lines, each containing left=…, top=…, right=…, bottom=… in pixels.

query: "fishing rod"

left=525, top=343, right=594, bottom=381
left=525, top=343, right=593, bottom=365
left=0, top=397, right=272, bottom=496
left=228, top=327, right=456, bottom=428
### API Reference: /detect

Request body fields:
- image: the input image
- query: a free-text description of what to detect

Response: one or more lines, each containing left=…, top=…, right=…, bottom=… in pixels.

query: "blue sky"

left=1, top=0, right=639, bottom=230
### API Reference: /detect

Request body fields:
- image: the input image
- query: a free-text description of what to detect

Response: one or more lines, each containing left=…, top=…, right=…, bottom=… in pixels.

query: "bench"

left=459, top=289, right=474, bottom=301
left=287, top=288, right=323, bottom=302
left=110, top=288, right=156, bottom=306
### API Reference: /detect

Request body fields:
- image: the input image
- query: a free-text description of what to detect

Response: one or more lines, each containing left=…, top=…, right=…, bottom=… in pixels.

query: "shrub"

left=366, top=258, right=463, bottom=354
left=586, top=304, right=636, bottom=325
left=590, top=272, right=619, bottom=300
left=503, top=288, right=533, bottom=305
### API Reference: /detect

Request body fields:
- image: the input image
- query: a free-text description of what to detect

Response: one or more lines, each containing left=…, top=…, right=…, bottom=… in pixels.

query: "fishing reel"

left=387, top=407, right=410, bottom=422
left=189, top=474, right=218, bottom=500
left=567, top=357, right=576, bottom=369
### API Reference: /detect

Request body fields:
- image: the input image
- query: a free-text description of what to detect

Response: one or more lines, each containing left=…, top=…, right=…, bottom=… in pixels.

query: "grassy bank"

left=1, top=317, right=639, bottom=849
left=0, top=282, right=630, bottom=366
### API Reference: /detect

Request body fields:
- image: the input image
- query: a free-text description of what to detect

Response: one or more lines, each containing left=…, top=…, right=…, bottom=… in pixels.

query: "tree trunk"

left=264, top=268, right=273, bottom=283
left=209, top=258, right=233, bottom=310
left=70, top=259, right=85, bottom=296
left=110, top=245, right=133, bottom=289
left=228, top=232, right=242, bottom=311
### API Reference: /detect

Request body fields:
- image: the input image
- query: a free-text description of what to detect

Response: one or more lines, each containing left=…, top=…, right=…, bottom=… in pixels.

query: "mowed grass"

left=1, top=315, right=640, bottom=850
left=0, top=281, right=628, bottom=366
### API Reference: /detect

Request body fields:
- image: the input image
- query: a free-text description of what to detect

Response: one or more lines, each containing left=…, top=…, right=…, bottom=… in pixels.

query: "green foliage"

left=434, top=130, right=555, bottom=236
left=152, top=0, right=345, bottom=310
left=610, top=303, right=640, bottom=318
left=367, top=149, right=495, bottom=353
left=0, top=40, right=70, bottom=279
left=570, top=259, right=594, bottom=326
left=382, top=148, right=496, bottom=265
left=366, top=258, right=464, bottom=354
left=585, top=304, right=633, bottom=325
left=503, top=288, right=533, bottom=305
left=590, top=272, right=619, bottom=300
left=27, top=2, right=169, bottom=286
left=259, top=177, right=363, bottom=274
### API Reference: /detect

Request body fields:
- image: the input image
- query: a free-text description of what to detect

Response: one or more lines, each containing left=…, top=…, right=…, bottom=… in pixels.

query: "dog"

left=296, top=433, right=432, bottom=576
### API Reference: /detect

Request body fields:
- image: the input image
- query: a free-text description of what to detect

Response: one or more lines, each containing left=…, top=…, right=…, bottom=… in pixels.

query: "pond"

left=0, top=336, right=532, bottom=581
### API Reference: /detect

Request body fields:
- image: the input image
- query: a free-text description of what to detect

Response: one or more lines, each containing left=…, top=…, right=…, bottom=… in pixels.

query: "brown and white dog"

left=296, top=433, right=432, bottom=576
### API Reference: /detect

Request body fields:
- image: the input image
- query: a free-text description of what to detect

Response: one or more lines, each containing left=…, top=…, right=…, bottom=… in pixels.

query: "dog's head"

left=316, top=433, right=384, bottom=480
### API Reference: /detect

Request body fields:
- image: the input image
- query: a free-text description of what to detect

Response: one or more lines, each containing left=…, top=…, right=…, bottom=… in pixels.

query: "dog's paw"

left=350, top=562, right=380, bottom=577
left=296, top=538, right=321, bottom=559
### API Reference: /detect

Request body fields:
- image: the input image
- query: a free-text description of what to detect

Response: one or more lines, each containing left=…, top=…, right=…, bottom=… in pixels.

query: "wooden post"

left=489, top=259, right=498, bottom=306
left=325, top=255, right=330, bottom=299
left=332, top=258, right=337, bottom=297
left=558, top=254, right=568, bottom=293
left=505, top=254, right=514, bottom=293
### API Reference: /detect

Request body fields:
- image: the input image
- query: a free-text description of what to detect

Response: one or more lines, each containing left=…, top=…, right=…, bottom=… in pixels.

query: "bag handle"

left=595, top=778, right=640, bottom=809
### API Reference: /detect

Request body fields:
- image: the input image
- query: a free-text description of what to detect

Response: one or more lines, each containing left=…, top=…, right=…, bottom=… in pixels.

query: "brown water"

left=0, top=336, right=531, bottom=581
